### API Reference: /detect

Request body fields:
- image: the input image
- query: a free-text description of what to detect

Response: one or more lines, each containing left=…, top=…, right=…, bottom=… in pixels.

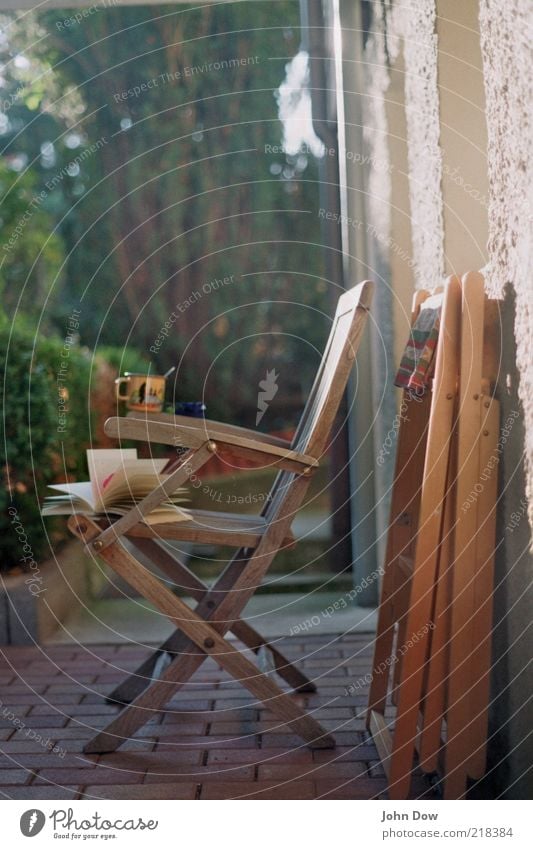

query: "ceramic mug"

left=115, top=372, right=166, bottom=412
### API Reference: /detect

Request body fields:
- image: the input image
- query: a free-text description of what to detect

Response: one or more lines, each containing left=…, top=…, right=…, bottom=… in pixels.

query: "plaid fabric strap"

left=395, top=307, right=441, bottom=396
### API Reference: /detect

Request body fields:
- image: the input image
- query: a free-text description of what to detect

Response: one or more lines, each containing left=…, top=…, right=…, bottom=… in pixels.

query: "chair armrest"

left=104, top=415, right=318, bottom=475
left=126, top=411, right=292, bottom=449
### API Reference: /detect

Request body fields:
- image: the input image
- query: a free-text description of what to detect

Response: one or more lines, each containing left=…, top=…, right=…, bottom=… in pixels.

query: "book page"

left=43, top=451, right=189, bottom=522
left=101, top=458, right=169, bottom=506
left=87, top=449, right=138, bottom=505
left=47, top=481, right=95, bottom=511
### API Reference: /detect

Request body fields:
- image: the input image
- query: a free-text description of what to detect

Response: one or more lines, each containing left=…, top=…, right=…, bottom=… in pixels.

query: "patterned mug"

left=115, top=372, right=166, bottom=412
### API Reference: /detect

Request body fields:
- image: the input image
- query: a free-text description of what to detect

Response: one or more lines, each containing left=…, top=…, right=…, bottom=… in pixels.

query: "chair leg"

left=366, top=559, right=398, bottom=722
left=70, top=518, right=333, bottom=753
left=88, top=635, right=332, bottom=755
left=107, top=620, right=315, bottom=706
left=105, top=634, right=190, bottom=707
left=234, top=621, right=317, bottom=693
left=106, top=538, right=315, bottom=705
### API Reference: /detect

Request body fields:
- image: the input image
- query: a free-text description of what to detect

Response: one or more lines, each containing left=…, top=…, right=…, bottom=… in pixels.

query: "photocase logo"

left=256, top=368, right=279, bottom=425
left=20, top=810, right=46, bottom=837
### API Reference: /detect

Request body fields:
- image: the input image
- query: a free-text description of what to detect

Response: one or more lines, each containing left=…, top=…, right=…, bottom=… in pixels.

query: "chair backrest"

left=292, top=280, right=373, bottom=458
left=264, top=280, right=373, bottom=523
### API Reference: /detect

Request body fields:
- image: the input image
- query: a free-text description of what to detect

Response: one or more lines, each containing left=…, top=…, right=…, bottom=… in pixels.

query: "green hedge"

left=0, top=315, right=147, bottom=572
left=1, top=317, right=59, bottom=569
left=95, top=345, right=149, bottom=376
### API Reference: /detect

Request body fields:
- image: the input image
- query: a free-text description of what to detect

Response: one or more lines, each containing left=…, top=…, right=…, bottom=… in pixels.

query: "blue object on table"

left=175, top=401, right=206, bottom=418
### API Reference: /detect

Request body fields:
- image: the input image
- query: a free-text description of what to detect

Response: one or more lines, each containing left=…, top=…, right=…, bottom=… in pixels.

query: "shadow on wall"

left=482, top=286, right=533, bottom=800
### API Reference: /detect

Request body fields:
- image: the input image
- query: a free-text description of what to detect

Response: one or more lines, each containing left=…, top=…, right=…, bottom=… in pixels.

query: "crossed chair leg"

left=106, top=536, right=316, bottom=705
left=69, top=516, right=335, bottom=754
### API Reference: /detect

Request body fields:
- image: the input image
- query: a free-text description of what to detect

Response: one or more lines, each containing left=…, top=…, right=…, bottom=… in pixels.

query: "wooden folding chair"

left=366, top=276, right=462, bottom=796
left=367, top=271, right=500, bottom=799
left=443, top=271, right=500, bottom=798
left=69, top=280, right=373, bottom=754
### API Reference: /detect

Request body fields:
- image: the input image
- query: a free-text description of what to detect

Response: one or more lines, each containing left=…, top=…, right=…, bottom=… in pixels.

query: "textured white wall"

left=436, top=0, right=489, bottom=277
left=362, top=3, right=393, bottom=254
left=363, top=0, right=444, bottom=289
left=396, top=1, right=444, bottom=288
left=362, top=0, right=532, bottom=537
left=479, top=0, right=533, bottom=534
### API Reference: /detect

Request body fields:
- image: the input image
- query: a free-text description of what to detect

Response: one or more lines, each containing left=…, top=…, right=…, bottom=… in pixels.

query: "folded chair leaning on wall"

left=69, top=280, right=373, bottom=754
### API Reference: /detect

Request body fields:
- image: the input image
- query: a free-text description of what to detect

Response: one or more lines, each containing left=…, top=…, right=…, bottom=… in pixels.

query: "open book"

left=41, top=449, right=189, bottom=525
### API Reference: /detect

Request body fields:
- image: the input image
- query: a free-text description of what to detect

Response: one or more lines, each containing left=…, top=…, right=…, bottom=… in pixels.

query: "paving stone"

left=160, top=709, right=218, bottom=723
left=211, top=698, right=258, bottom=711
left=166, top=688, right=222, bottom=700
left=258, top=760, right=367, bottom=781
left=208, top=721, right=260, bottom=736
left=201, top=780, right=316, bottom=800
left=2, top=715, right=68, bottom=729
left=1, top=740, right=63, bottom=754
left=0, top=715, right=29, bottom=729
left=68, top=715, right=133, bottom=729
left=45, top=681, right=96, bottom=692
left=144, top=765, right=254, bottom=783
left=313, top=744, right=379, bottom=763
left=2, top=683, right=47, bottom=694
left=0, top=785, right=80, bottom=800
left=0, top=693, right=63, bottom=705
left=140, top=721, right=207, bottom=737
left=98, top=750, right=203, bottom=770
left=81, top=782, right=197, bottom=800
left=155, top=735, right=259, bottom=750
left=30, top=703, right=118, bottom=717
left=156, top=699, right=212, bottom=712
left=80, top=692, right=123, bottom=703
left=0, top=769, right=30, bottom=785
left=208, top=747, right=313, bottom=765
left=315, top=778, right=388, bottom=798
left=0, top=753, right=98, bottom=769
left=260, top=707, right=354, bottom=721
left=33, top=767, right=143, bottom=785
left=55, top=738, right=155, bottom=754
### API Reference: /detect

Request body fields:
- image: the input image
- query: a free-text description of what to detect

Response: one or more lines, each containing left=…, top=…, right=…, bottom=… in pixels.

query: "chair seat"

left=125, top=508, right=295, bottom=549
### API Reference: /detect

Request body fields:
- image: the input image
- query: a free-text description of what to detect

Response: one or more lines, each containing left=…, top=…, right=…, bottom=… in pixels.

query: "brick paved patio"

left=0, top=632, right=435, bottom=800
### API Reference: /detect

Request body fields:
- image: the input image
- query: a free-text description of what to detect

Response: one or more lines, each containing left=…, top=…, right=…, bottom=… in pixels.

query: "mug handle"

left=115, top=376, right=131, bottom=401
